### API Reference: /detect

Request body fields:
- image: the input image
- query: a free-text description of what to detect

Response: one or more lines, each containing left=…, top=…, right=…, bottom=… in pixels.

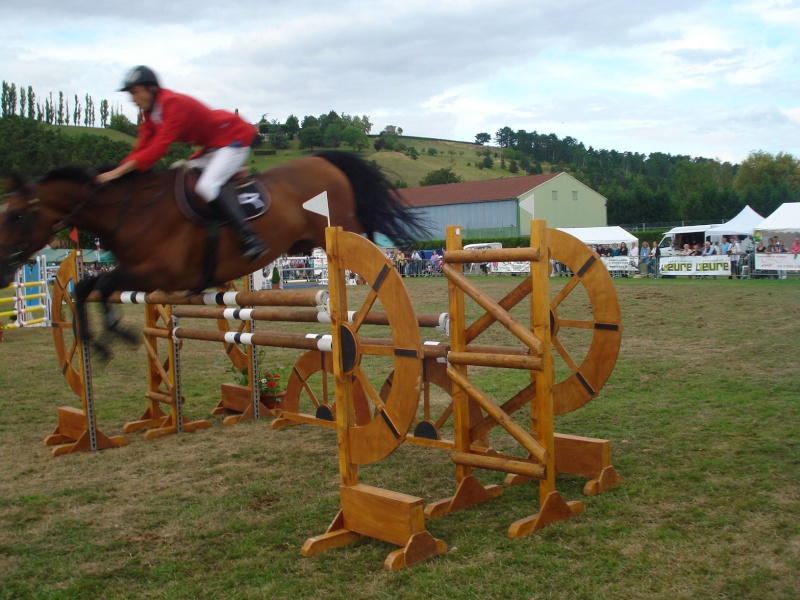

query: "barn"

left=398, top=172, right=608, bottom=240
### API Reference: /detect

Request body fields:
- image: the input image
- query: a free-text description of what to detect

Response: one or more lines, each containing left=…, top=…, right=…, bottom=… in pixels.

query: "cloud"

left=0, top=0, right=797, bottom=162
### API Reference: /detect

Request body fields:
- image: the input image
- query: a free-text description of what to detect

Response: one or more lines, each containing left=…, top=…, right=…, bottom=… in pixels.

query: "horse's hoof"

left=116, top=328, right=139, bottom=347
left=93, top=342, right=113, bottom=363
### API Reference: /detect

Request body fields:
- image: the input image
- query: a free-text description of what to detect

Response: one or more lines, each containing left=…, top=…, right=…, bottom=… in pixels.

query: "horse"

left=0, top=151, right=427, bottom=357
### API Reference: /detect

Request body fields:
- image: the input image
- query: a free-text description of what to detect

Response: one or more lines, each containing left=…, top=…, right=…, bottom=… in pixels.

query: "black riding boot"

left=211, top=186, right=268, bottom=262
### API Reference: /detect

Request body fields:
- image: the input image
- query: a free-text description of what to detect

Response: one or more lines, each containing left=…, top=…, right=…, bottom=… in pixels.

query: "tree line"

left=476, top=127, right=800, bottom=224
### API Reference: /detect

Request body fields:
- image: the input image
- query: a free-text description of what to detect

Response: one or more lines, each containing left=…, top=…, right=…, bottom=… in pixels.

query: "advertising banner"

left=659, top=256, right=731, bottom=276
left=601, top=257, right=637, bottom=272
left=754, top=253, right=800, bottom=272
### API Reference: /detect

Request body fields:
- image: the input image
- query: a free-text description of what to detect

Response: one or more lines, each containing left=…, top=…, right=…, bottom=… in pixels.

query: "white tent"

left=710, top=205, right=764, bottom=236
left=557, top=226, right=637, bottom=246
left=754, top=203, right=800, bottom=236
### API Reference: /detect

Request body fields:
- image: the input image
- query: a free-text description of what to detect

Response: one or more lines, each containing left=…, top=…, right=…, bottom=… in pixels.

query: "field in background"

left=0, top=276, right=798, bottom=599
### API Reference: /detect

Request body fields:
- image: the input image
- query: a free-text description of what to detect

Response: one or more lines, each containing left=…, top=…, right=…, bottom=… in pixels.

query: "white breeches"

left=187, top=146, right=251, bottom=202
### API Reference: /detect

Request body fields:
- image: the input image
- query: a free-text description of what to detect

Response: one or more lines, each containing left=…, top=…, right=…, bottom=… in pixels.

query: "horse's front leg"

left=74, top=275, right=99, bottom=346
left=95, top=269, right=139, bottom=347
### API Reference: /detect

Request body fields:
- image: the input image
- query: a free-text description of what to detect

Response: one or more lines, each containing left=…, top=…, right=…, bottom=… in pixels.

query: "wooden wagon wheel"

left=329, top=230, right=423, bottom=465
left=50, top=252, right=83, bottom=396
left=548, top=228, right=622, bottom=415
left=283, top=350, right=372, bottom=424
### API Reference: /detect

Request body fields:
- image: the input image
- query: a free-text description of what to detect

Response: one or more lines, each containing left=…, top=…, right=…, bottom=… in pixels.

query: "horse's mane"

left=38, top=165, right=137, bottom=186
left=39, top=166, right=96, bottom=186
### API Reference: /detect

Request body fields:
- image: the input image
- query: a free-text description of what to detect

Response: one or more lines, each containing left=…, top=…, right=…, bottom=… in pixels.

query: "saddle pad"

left=175, top=168, right=272, bottom=226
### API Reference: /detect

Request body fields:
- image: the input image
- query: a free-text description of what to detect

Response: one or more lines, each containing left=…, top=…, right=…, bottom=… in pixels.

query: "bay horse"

left=0, top=151, right=427, bottom=356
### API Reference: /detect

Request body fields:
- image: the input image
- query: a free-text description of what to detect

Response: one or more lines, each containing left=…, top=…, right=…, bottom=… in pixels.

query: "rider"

left=96, top=65, right=267, bottom=262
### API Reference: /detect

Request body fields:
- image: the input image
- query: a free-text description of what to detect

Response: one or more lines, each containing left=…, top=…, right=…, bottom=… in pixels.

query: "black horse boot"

left=211, top=186, right=268, bottom=262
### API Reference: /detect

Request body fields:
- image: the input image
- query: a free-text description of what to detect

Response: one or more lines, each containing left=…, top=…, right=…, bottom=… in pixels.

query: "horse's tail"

left=314, top=150, right=429, bottom=247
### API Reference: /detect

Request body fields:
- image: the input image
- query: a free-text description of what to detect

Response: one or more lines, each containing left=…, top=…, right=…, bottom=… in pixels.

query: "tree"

left=57, top=92, right=64, bottom=126
left=108, top=113, right=137, bottom=137
left=99, top=99, right=109, bottom=127
left=373, top=137, right=386, bottom=151
left=734, top=151, right=800, bottom=216
left=323, top=123, right=344, bottom=148
left=420, top=167, right=464, bottom=186
left=298, top=125, right=323, bottom=150
left=475, top=132, right=491, bottom=145
left=73, top=94, right=81, bottom=127
left=342, top=125, right=369, bottom=151
left=300, top=115, right=318, bottom=129
left=404, top=146, right=419, bottom=160
left=265, top=122, right=289, bottom=149
left=494, top=126, right=515, bottom=148
left=285, top=114, right=300, bottom=138
left=27, top=86, right=35, bottom=120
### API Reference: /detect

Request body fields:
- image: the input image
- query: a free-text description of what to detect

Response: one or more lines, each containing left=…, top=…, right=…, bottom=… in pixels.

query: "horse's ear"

left=3, top=175, right=27, bottom=194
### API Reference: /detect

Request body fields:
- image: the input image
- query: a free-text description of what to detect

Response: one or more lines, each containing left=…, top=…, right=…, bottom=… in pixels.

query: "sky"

left=1, top=0, right=799, bottom=164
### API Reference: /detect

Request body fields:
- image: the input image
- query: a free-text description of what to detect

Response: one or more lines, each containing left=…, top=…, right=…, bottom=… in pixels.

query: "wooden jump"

left=42, top=220, right=622, bottom=570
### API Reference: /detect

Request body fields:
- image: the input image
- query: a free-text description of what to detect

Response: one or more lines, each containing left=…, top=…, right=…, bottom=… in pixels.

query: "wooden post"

left=301, top=228, right=445, bottom=570
left=45, top=250, right=128, bottom=456
left=508, top=220, right=583, bottom=538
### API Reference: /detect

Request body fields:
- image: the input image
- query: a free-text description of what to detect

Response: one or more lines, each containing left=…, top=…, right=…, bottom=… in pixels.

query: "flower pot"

left=271, top=283, right=281, bottom=290
left=260, top=391, right=286, bottom=409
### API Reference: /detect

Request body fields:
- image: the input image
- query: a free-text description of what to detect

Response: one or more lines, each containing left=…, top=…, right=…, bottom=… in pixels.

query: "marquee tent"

left=557, top=226, right=637, bottom=246
left=754, top=203, right=800, bottom=236
left=710, top=205, right=764, bottom=236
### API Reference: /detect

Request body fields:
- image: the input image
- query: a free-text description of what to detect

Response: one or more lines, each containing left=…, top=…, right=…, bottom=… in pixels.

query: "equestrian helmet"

left=120, top=66, right=160, bottom=92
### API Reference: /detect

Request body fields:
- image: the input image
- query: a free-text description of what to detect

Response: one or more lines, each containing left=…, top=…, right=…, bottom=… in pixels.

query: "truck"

left=657, top=224, right=723, bottom=256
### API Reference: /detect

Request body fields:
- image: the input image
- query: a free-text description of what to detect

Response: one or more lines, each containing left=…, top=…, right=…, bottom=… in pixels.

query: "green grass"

left=247, top=137, right=529, bottom=188
left=0, top=276, right=798, bottom=599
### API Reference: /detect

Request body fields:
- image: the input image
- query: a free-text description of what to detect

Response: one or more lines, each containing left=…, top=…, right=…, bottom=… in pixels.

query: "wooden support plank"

left=340, top=484, right=425, bottom=547
left=424, top=475, right=503, bottom=520
left=443, top=264, right=543, bottom=355
left=507, top=491, right=584, bottom=539
left=451, top=451, right=545, bottom=479
left=447, top=367, right=547, bottom=465
left=447, top=351, right=542, bottom=371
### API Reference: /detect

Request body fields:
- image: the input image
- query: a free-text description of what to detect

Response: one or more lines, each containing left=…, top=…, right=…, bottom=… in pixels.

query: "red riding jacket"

left=121, top=89, right=257, bottom=172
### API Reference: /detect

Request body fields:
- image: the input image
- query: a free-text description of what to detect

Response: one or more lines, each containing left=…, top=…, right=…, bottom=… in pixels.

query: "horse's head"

left=0, top=169, right=93, bottom=287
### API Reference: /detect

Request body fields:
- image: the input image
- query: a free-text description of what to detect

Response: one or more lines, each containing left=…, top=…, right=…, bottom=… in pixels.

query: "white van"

left=658, top=224, right=722, bottom=256
left=462, top=242, right=502, bottom=274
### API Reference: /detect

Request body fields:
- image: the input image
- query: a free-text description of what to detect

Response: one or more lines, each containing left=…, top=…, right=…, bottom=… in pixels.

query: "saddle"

left=174, top=168, right=271, bottom=226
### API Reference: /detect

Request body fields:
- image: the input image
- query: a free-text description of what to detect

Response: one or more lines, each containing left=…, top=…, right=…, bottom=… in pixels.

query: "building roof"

left=398, top=173, right=560, bottom=208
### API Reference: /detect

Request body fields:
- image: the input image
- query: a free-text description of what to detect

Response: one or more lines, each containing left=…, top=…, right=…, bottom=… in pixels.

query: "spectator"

left=702, top=241, right=715, bottom=256
left=618, top=242, right=629, bottom=256
left=611, top=243, right=620, bottom=257
left=721, top=236, right=731, bottom=255
left=650, top=240, right=660, bottom=278
left=776, top=239, right=788, bottom=279
left=791, top=236, right=800, bottom=258
left=728, top=236, right=742, bottom=279
left=639, top=242, right=650, bottom=276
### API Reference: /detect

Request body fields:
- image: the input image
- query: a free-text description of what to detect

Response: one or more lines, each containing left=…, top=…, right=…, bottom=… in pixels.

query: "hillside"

left=248, top=136, right=533, bottom=187
left=48, top=123, right=136, bottom=144
left=61, top=124, right=532, bottom=187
